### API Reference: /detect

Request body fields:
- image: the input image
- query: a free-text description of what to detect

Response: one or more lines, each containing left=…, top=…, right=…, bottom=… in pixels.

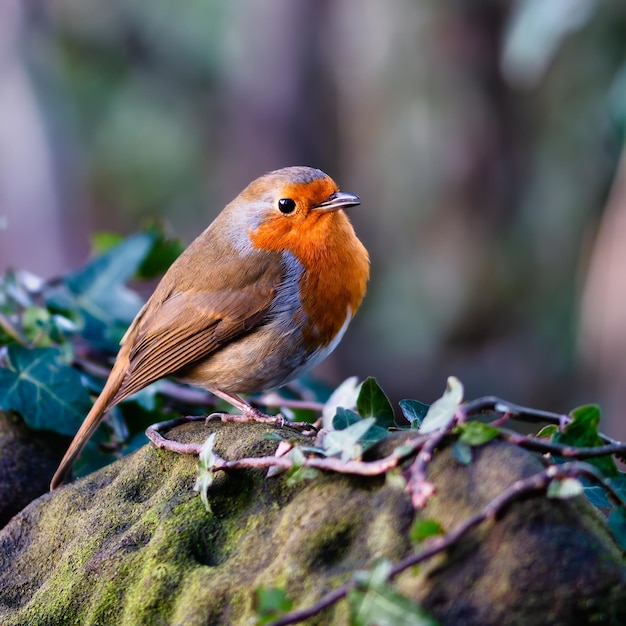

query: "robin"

left=50, top=166, right=369, bottom=489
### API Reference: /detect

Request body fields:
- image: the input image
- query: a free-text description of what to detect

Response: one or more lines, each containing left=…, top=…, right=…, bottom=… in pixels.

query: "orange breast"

left=250, top=209, right=369, bottom=351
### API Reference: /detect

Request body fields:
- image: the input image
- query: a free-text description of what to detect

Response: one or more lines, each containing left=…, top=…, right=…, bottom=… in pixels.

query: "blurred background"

left=1, top=0, right=626, bottom=436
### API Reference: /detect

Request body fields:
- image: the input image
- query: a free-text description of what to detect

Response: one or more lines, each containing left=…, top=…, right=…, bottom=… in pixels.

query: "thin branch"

left=499, top=428, right=626, bottom=459
left=145, top=417, right=427, bottom=476
left=145, top=416, right=208, bottom=454
left=462, top=396, right=622, bottom=446
left=268, top=461, right=623, bottom=626
left=406, top=414, right=458, bottom=508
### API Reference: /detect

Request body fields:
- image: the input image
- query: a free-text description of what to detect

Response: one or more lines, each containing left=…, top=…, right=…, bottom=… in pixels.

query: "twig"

left=499, top=428, right=626, bottom=459
left=406, top=413, right=458, bottom=508
left=268, top=461, right=624, bottom=626
left=145, top=416, right=427, bottom=477
left=462, top=396, right=622, bottom=446
left=145, top=416, right=209, bottom=454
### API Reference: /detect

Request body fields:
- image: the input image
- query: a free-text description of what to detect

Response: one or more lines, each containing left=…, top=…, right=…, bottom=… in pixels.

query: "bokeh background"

left=1, top=0, right=626, bottom=437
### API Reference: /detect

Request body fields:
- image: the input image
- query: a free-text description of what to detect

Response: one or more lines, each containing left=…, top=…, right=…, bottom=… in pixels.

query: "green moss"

left=0, top=425, right=624, bottom=625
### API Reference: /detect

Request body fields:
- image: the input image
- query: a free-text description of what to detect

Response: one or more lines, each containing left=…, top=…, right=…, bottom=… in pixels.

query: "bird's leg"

left=207, top=388, right=317, bottom=433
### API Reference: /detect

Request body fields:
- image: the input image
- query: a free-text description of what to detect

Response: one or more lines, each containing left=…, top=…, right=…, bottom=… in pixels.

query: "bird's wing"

left=110, top=255, right=285, bottom=405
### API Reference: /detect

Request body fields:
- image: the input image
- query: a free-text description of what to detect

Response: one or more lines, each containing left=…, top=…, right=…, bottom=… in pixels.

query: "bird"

left=50, top=166, right=369, bottom=489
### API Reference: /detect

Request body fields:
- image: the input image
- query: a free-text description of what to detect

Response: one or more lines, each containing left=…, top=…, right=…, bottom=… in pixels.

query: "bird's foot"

left=206, top=409, right=317, bottom=435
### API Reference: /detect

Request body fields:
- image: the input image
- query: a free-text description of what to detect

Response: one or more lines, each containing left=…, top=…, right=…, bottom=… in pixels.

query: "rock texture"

left=0, top=419, right=624, bottom=625
left=0, top=410, right=71, bottom=528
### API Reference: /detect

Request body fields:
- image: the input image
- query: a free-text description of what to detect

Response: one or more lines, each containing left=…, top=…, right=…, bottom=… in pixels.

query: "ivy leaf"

left=452, top=440, right=472, bottom=465
left=547, top=478, right=584, bottom=499
left=410, top=519, right=444, bottom=546
left=324, top=417, right=376, bottom=461
left=554, top=405, right=618, bottom=478
left=254, top=587, right=293, bottom=625
left=323, top=377, right=361, bottom=429
left=350, top=560, right=440, bottom=626
left=332, top=407, right=362, bottom=430
left=0, top=344, right=92, bottom=436
left=136, top=222, right=185, bottom=279
left=419, top=377, right=464, bottom=434
left=608, top=507, right=626, bottom=551
left=583, top=475, right=626, bottom=509
left=356, top=377, right=395, bottom=428
left=536, top=424, right=558, bottom=438
left=194, top=432, right=218, bottom=513
left=332, top=407, right=388, bottom=452
left=458, top=421, right=499, bottom=446
left=284, top=447, right=319, bottom=485
left=50, top=232, right=154, bottom=349
left=399, top=399, right=430, bottom=429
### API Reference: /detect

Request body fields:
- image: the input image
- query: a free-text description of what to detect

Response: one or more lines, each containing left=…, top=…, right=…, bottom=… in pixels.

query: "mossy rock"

left=0, top=420, right=624, bottom=625
left=0, top=410, right=71, bottom=528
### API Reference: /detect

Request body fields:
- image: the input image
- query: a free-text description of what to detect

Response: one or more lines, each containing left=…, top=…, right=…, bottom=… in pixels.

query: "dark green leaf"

left=458, top=421, right=499, bottom=446
left=584, top=475, right=626, bottom=509
left=136, top=223, right=185, bottom=279
left=410, top=519, right=444, bottom=545
left=0, top=344, right=92, bottom=436
left=332, top=407, right=362, bottom=430
left=357, top=377, right=395, bottom=428
left=452, top=440, right=472, bottom=465
left=55, top=232, right=154, bottom=349
left=608, top=507, right=626, bottom=551
left=554, top=404, right=618, bottom=478
left=399, top=399, right=430, bottom=429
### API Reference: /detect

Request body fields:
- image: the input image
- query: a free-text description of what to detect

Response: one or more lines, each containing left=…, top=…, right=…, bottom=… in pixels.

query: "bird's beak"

left=314, top=191, right=361, bottom=212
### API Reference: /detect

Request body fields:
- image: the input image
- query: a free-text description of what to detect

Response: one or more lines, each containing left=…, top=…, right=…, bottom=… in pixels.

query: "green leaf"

left=536, top=424, right=558, bottom=438
left=452, top=440, right=472, bottom=465
left=399, top=399, right=430, bottom=429
left=21, top=306, right=53, bottom=345
left=332, top=407, right=362, bottom=430
left=324, top=417, right=376, bottom=461
left=137, top=224, right=184, bottom=279
left=91, top=231, right=125, bottom=254
left=0, top=344, right=92, bottom=436
left=53, top=232, right=155, bottom=349
left=554, top=404, right=618, bottom=478
left=584, top=475, right=626, bottom=509
left=194, top=432, right=217, bottom=513
left=350, top=560, right=440, bottom=626
left=458, top=421, right=499, bottom=446
left=254, top=587, right=293, bottom=625
left=410, top=519, right=444, bottom=545
left=284, top=447, right=319, bottom=485
left=356, top=377, right=395, bottom=428
left=419, top=376, right=464, bottom=434
left=608, top=507, right=626, bottom=551
left=547, top=478, right=584, bottom=499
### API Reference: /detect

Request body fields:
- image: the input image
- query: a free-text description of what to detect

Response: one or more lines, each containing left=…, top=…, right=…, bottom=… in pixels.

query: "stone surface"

left=0, top=410, right=71, bottom=528
left=0, top=420, right=624, bottom=625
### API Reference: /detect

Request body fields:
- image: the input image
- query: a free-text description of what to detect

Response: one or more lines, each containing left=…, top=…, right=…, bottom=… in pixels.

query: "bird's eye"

left=277, top=198, right=297, bottom=214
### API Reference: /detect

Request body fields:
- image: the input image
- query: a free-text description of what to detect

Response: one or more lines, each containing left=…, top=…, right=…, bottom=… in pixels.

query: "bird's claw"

left=204, top=410, right=317, bottom=435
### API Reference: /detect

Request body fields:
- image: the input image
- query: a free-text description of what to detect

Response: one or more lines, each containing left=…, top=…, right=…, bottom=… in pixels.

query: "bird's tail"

left=49, top=362, right=127, bottom=490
